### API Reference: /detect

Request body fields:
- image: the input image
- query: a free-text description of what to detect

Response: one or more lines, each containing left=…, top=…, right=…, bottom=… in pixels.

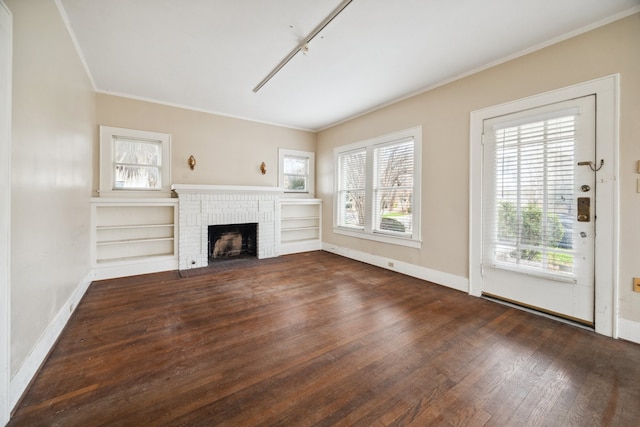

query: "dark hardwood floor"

left=9, top=251, right=640, bottom=426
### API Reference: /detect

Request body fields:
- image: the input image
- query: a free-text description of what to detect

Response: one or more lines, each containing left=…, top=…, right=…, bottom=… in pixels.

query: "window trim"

left=333, top=126, right=422, bottom=248
left=278, top=148, right=315, bottom=197
left=99, top=126, right=172, bottom=198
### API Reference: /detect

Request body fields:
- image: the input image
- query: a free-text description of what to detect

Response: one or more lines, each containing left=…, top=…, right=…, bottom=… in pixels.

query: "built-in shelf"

left=96, top=223, right=175, bottom=230
left=91, top=198, right=178, bottom=278
left=280, top=199, right=322, bottom=255
left=96, top=237, right=175, bottom=246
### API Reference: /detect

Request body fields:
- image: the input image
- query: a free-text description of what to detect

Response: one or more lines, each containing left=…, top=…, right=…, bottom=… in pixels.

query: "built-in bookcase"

left=280, top=199, right=322, bottom=255
left=91, top=198, right=178, bottom=279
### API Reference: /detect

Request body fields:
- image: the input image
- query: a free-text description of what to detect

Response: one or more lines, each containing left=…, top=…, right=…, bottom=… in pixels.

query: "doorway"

left=469, top=76, right=619, bottom=337
left=481, top=96, right=596, bottom=324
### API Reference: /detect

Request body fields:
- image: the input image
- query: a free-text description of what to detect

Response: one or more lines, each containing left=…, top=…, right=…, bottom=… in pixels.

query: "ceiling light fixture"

left=252, top=0, right=354, bottom=93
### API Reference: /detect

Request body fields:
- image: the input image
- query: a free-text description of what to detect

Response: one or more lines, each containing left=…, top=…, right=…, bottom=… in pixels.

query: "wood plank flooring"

left=9, top=251, right=640, bottom=426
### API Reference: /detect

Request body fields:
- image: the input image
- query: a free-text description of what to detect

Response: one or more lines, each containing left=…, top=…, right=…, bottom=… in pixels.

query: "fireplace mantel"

left=171, top=184, right=284, bottom=195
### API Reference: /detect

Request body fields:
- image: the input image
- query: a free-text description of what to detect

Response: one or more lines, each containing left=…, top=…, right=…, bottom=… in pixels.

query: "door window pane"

left=493, top=116, right=575, bottom=274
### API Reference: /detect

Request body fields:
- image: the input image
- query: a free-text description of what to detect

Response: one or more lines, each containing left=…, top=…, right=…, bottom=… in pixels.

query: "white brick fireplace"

left=171, top=184, right=283, bottom=270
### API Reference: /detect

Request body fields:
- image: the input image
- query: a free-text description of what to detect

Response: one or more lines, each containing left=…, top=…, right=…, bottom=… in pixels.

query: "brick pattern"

left=176, top=192, right=280, bottom=270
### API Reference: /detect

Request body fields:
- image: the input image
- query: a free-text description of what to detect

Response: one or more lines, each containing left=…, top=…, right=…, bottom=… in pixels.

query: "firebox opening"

left=208, top=223, right=257, bottom=262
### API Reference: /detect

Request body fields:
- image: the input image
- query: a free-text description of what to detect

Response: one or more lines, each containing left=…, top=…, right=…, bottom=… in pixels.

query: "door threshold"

left=481, top=293, right=594, bottom=331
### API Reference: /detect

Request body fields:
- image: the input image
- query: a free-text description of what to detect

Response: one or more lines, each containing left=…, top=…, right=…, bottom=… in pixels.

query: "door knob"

left=581, top=185, right=590, bottom=192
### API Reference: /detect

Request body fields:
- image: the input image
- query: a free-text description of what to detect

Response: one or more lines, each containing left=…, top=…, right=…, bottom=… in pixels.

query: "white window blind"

left=333, top=126, right=421, bottom=247
left=486, top=113, right=577, bottom=276
left=337, top=148, right=366, bottom=229
left=113, top=136, right=163, bottom=190
left=373, top=138, right=414, bottom=236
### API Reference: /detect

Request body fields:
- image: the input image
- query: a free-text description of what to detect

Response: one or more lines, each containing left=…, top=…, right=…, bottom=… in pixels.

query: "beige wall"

left=95, top=94, right=316, bottom=192
left=8, top=0, right=95, bottom=375
left=318, top=14, right=640, bottom=322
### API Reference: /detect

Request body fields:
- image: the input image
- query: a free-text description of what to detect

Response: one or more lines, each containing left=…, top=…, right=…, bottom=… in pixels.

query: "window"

left=491, top=113, right=577, bottom=274
left=99, top=126, right=171, bottom=197
left=337, top=148, right=366, bottom=229
left=278, top=148, right=315, bottom=196
left=334, top=127, right=421, bottom=247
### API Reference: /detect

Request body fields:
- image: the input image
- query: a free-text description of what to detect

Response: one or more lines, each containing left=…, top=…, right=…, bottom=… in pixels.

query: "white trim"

left=319, top=6, right=640, bottom=132
left=617, top=318, right=640, bottom=345
left=0, top=1, right=11, bottom=423
left=333, top=227, right=422, bottom=249
left=469, top=75, right=619, bottom=337
left=171, top=184, right=284, bottom=195
left=278, top=148, right=315, bottom=198
left=280, top=241, right=323, bottom=255
left=333, top=126, right=422, bottom=248
left=323, top=243, right=468, bottom=293
left=9, top=272, right=94, bottom=410
left=91, top=259, right=178, bottom=281
left=99, top=126, right=172, bottom=198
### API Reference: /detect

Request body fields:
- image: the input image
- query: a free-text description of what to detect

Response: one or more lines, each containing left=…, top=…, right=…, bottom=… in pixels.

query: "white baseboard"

left=617, top=318, right=640, bottom=344
left=322, top=243, right=468, bottom=292
left=280, top=240, right=323, bottom=256
left=9, top=271, right=94, bottom=410
left=92, top=258, right=178, bottom=280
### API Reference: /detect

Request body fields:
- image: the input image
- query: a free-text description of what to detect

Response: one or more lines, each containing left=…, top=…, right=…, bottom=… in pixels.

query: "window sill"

left=333, top=227, right=421, bottom=248
left=282, top=192, right=316, bottom=199
left=97, top=190, right=173, bottom=199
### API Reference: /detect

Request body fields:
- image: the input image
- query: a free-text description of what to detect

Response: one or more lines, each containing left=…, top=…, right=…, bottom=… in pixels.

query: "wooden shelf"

left=281, top=225, right=320, bottom=233
left=96, top=253, right=175, bottom=264
left=97, top=237, right=175, bottom=246
left=92, top=200, right=178, bottom=271
left=280, top=199, right=322, bottom=255
left=282, top=216, right=320, bottom=221
left=96, top=223, right=174, bottom=230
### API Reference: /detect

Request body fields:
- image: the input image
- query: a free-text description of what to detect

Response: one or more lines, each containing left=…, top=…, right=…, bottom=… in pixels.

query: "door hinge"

left=480, top=263, right=484, bottom=277
left=481, top=133, right=485, bottom=145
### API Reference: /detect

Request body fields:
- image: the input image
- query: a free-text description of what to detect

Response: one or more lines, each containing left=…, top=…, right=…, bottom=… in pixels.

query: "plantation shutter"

left=336, top=148, right=366, bottom=229
left=483, top=107, right=580, bottom=278
left=372, top=138, right=414, bottom=236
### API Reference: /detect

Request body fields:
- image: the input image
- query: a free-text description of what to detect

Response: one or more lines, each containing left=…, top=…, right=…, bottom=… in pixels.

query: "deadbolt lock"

left=577, top=197, right=590, bottom=222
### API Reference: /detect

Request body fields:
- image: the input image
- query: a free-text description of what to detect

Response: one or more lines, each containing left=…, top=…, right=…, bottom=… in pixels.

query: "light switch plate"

left=634, top=278, right=640, bottom=293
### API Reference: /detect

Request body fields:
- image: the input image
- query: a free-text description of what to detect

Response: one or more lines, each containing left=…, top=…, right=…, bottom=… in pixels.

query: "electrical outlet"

left=634, top=278, right=640, bottom=293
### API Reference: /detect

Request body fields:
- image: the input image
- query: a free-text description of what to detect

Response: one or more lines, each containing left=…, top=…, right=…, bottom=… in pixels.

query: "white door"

left=482, top=95, right=596, bottom=325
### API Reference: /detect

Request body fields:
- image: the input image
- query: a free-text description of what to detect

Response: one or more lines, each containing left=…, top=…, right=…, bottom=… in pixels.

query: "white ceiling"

left=59, top=0, right=639, bottom=131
